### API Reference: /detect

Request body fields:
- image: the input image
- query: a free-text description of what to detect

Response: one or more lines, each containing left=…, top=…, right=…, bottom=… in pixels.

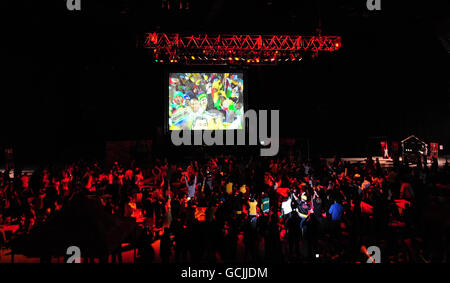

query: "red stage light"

left=145, top=32, right=341, bottom=63
left=144, top=33, right=341, bottom=64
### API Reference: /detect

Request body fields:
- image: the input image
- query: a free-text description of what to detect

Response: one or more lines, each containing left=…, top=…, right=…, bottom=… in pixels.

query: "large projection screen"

left=168, top=72, right=245, bottom=130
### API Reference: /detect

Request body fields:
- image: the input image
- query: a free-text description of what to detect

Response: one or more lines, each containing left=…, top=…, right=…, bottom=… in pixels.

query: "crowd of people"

left=1, top=153, right=449, bottom=263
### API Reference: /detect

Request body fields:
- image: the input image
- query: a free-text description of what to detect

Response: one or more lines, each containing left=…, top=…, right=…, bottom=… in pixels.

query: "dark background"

left=2, top=0, right=449, bottom=165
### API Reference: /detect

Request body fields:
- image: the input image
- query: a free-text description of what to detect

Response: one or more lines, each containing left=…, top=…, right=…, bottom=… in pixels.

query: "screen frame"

left=164, top=66, right=249, bottom=134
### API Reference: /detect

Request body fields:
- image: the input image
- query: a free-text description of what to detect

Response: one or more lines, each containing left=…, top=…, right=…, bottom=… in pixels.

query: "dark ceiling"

left=2, top=0, right=450, bottom=162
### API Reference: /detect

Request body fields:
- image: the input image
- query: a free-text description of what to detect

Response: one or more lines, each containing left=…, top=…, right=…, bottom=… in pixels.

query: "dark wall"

left=2, top=0, right=449, bottom=164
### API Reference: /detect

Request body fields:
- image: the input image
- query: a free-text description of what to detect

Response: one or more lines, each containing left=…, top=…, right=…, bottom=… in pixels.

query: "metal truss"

left=143, top=33, right=341, bottom=65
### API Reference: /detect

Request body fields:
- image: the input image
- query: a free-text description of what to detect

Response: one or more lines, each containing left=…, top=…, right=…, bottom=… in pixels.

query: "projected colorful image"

left=169, top=73, right=244, bottom=130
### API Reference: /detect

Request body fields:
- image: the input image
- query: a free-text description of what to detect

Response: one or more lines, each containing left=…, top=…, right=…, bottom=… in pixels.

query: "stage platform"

left=324, top=156, right=448, bottom=168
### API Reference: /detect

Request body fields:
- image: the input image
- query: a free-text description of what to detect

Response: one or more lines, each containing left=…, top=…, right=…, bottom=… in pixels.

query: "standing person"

left=226, top=179, right=233, bottom=195
left=400, top=179, right=414, bottom=201
left=185, top=172, right=197, bottom=200
left=248, top=194, right=259, bottom=241
left=431, top=157, right=438, bottom=172
left=137, top=225, right=155, bottom=263
left=261, top=193, right=270, bottom=215
left=160, top=228, right=172, bottom=263
left=233, top=192, right=244, bottom=223
left=294, top=192, right=310, bottom=237
left=328, top=199, right=344, bottom=236
left=248, top=195, right=258, bottom=219
left=154, top=197, right=166, bottom=228
left=204, top=165, right=214, bottom=194
left=312, top=188, right=326, bottom=232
